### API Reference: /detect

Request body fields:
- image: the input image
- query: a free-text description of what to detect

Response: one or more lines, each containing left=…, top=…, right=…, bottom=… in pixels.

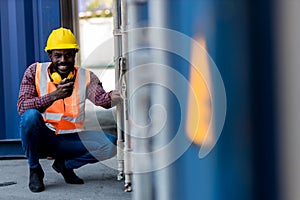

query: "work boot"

left=52, top=159, right=84, bottom=184
left=29, top=164, right=45, bottom=192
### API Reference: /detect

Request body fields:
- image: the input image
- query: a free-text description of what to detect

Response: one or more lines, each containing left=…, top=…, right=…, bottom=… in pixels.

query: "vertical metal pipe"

left=120, top=0, right=133, bottom=192
left=112, top=0, right=125, bottom=181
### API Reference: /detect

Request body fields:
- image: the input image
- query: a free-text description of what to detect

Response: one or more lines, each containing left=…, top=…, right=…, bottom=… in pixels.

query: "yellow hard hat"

left=44, top=27, right=79, bottom=52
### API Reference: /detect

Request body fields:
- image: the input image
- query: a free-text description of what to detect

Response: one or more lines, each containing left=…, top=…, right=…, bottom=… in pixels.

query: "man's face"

left=48, top=49, right=76, bottom=78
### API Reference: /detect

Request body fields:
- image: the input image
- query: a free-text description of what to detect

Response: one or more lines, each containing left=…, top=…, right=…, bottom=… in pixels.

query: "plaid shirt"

left=17, top=62, right=112, bottom=115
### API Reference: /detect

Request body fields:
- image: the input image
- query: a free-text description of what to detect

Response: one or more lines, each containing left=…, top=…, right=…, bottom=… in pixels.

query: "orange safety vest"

left=35, top=62, right=90, bottom=134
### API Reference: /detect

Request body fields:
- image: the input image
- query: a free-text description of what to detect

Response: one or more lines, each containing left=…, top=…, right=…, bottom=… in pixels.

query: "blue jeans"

left=20, top=109, right=116, bottom=169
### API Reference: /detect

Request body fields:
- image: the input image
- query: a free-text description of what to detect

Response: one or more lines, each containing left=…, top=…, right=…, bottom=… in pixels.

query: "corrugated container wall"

left=0, top=0, right=60, bottom=157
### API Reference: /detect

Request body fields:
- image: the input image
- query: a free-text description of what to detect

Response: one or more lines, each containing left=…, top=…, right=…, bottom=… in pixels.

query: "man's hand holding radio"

left=49, top=78, right=74, bottom=101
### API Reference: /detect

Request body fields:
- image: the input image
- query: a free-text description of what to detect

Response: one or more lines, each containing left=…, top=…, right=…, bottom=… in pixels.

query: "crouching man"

left=17, top=27, right=122, bottom=192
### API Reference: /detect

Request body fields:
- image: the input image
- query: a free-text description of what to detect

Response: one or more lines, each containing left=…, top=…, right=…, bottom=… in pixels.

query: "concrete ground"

left=0, top=158, right=132, bottom=200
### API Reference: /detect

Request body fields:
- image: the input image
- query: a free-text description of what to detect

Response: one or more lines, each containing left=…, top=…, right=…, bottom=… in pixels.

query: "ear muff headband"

left=51, top=71, right=74, bottom=84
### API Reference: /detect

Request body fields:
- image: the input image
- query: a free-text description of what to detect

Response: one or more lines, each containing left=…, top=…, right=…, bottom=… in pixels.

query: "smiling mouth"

left=58, top=65, right=71, bottom=73
left=58, top=65, right=68, bottom=71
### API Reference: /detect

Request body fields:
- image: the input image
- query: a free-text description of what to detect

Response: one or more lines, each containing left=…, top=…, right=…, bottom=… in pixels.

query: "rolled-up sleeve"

left=87, top=71, right=112, bottom=109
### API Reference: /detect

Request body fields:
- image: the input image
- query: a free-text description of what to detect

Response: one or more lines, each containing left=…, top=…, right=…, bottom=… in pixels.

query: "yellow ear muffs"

left=51, top=72, right=62, bottom=84
left=51, top=71, right=74, bottom=84
left=66, top=71, right=74, bottom=80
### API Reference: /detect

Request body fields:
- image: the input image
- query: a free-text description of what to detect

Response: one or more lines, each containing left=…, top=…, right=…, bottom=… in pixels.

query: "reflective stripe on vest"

left=36, top=62, right=89, bottom=134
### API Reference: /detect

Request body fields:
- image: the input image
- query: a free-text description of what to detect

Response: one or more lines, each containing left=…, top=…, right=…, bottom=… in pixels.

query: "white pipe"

left=120, top=0, right=133, bottom=192
left=113, top=0, right=124, bottom=181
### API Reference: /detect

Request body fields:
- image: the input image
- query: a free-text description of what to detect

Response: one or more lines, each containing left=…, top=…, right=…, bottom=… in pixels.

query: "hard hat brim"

left=44, top=44, right=79, bottom=52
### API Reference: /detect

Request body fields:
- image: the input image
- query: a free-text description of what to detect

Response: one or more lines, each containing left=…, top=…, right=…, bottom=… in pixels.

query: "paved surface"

left=0, top=158, right=132, bottom=200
